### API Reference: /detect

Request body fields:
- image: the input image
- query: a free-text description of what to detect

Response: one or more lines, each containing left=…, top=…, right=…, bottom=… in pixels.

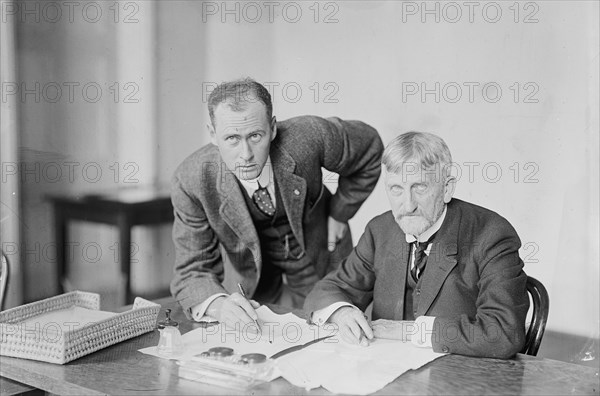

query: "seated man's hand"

left=328, top=306, right=373, bottom=346
left=206, top=294, right=260, bottom=332
left=371, top=319, right=415, bottom=341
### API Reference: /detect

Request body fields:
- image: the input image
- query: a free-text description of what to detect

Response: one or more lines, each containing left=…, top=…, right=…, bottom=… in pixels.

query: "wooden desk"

left=1, top=299, right=598, bottom=395
left=48, top=186, right=173, bottom=304
left=0, top=377, right=40, bottom=396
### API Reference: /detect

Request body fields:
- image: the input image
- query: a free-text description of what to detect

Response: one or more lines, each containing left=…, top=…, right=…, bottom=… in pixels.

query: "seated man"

left=305, top=131, right=529, bottom=359
left=171, top=78, right=383, bottom=330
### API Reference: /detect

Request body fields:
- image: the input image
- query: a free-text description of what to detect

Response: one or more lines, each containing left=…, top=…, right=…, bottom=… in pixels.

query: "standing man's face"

left=208, top=101, right=276, bottom=180
left=384, top=165, right=455, bottom=236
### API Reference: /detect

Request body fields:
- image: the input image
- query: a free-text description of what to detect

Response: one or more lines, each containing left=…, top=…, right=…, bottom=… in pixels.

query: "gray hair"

left=382, top=132, right=452, bottom=178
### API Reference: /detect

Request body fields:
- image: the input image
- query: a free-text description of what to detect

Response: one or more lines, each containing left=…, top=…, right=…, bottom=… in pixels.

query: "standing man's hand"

left=328, top=217, right=349, bottom=252
left=206, top=294, right=260, bottom=331
left=328, top=306, right=373, bottom=346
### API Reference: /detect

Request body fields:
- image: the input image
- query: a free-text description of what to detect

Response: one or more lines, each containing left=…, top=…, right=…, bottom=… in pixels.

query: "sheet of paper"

left=276, top=336, right=445, bottom=395
left=138, top=305, right=335, bottom=362
left=139, top=307, right=443, bottom=394
left=18, top=306, right=117, bottom=335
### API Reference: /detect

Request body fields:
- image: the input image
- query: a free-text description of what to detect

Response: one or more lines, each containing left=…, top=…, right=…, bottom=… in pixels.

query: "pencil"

left=237, top=283, right=263, bottom=337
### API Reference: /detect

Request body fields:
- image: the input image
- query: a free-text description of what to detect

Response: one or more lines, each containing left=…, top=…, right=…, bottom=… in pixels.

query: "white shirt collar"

left=405, top=205, right=447, bottom=244
left=238, top=157, right=274, bottom=195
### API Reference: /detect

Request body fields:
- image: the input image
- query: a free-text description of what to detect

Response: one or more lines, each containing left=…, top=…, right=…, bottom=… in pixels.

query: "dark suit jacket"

left=171, top=115, right=383, bottom=318
left=304, top=198, right=529, bottom=359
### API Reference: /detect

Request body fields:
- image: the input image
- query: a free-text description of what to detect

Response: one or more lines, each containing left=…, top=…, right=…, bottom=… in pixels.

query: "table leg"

left=54, top=205, right=67, bottom=294
left=118, top=214, right=133, bottom=304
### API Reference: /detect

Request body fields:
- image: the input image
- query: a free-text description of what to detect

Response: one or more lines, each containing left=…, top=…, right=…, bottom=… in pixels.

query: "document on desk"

left=138, top=305, right=336, bottom=364
left=139, top=307, right=444, bottom=394
left=276, top=337, right=446, bottom=395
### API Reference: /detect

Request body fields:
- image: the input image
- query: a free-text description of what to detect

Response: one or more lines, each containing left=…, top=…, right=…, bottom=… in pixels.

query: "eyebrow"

left=248, top=129, right=266, bottom=135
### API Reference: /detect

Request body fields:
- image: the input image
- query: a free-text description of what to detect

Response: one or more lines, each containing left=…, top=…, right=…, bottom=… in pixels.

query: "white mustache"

left=397, top=213, right=422, bottom=219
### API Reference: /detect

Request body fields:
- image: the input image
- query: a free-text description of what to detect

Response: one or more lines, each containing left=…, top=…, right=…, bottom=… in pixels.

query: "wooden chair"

left=1, top=252, right=9, bottom=311
left=521, top=276, right=549, bottom=356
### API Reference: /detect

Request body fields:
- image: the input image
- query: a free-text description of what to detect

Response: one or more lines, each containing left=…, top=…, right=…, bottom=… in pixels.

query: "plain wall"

left=157, top=1, right=600, bottom=339
left=8, top=1, right=599, bottom=348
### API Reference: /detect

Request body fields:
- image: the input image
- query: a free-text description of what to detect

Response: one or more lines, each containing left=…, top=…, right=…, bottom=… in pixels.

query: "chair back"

left=0, top=252, right=8, bottom=310
left=521, top=276, right=549, bottom=356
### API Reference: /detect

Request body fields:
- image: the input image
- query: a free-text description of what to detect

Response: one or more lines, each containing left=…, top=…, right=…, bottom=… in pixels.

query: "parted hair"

left=207, top=77, right=273, bottom=126
left=382, top=132, right=453, bottom=177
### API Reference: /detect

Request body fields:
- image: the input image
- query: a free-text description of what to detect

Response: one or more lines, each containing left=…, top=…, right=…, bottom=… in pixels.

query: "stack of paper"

left=139, top=307, right=444, bottom=394
left=276, top=336, right=444, bottom=394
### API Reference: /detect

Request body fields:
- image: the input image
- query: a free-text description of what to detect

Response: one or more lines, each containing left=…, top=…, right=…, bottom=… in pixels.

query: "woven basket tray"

left=0, top=291, right=160, bottom=364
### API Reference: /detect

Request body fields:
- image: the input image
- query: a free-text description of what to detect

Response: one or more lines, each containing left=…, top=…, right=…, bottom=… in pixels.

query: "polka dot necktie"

left=252, top=182, right=275, bottom=217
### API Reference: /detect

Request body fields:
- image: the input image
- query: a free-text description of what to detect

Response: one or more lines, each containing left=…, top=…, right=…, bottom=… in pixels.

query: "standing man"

left=171, top=78, right=383, bottom=330
left=305, top=132, right=529, bottom=359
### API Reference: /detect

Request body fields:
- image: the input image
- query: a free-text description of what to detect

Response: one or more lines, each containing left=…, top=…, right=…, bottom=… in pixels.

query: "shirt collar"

left=238, top=157, right=274, bottom=191
left=405, top=205, right=447, bottom=244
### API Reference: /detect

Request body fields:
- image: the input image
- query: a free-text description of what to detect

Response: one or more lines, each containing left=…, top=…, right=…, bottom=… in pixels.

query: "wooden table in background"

left=0, top=299, right=598, bottom=395
left=47, top=186, right=173, bottom=304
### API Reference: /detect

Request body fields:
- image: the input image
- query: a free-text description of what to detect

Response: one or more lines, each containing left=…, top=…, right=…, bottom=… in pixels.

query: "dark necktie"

left=252, top=182, right=275, bottom=217
left=411, top=233, right=436, bottom=281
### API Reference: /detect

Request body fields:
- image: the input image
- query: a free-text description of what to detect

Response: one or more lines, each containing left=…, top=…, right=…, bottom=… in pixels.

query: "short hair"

left=207, top=78, right=273, bottom=127
left=382, top=132, right=453, bottom=178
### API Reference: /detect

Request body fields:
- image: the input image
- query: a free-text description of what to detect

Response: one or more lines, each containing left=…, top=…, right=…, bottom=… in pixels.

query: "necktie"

left=252, top=182, right=275, bottom=217
left=411, top=233, right=436, bottom=281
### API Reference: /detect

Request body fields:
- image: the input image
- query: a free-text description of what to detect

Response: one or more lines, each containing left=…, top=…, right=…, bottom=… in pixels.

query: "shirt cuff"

left=311, top=302, right=355, bottom=325
left=411, top=316, right=436, bottom=348
left=190, top=293, right=228, bottom=322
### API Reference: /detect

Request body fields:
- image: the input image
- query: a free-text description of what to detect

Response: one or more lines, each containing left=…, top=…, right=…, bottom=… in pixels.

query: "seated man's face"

left=209, top=100, right=276, bottom=180
left=384, top=165, right=454, bottom=236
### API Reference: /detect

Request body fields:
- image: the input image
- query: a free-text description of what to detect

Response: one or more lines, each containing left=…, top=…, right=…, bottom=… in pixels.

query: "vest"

left=239, top=179, right=318, bottom=304
left=403, top=249, right=425, bottom=320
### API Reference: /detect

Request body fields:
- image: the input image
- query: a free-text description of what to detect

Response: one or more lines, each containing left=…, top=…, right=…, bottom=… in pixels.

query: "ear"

left=443, top=176, right=456, bottom=203
left=270, top=116, right=277, bottom=142
left=207, top=122, right=217, bottom=145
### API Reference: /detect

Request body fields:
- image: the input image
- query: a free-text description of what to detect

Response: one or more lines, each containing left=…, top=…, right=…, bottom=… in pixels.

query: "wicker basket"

left=0, top=291, right=160, bottom=364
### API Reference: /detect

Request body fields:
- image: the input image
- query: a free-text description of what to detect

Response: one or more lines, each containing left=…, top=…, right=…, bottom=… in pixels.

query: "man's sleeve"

left=170, top=173, right=228, bottom=319
left=304, top=220, right=377, bottom=313
left=431, top=220, right=529, bottom=359
left=190, top=294, right=228, bottom=322
left=315, top=117, right=384, bottom=222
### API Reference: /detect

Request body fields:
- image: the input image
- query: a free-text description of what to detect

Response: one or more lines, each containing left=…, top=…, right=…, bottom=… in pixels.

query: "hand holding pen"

left=204, top=284, right=262, bottom=335
left=237, top=283, right=263, bottom=337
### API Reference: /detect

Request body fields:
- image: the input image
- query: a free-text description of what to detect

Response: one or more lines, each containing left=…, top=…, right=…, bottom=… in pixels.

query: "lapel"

left=217, top=162, right=261, bottom=267
left=271, top=143, right=307, bottom=252
left=415, top=202, right=460, bottom=316
left=384, top=225, right=411, bottom=319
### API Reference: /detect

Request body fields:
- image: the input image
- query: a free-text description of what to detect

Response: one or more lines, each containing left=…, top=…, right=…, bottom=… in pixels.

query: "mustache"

left=395, top=213, right=425, bottom=221
left=397, top=213, right=422, bottom=218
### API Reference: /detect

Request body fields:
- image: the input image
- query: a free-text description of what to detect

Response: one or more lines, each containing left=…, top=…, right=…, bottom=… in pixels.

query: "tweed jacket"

left=171, top=115, right=383, bottom=317
left=304, top=198, right=529, bottom=358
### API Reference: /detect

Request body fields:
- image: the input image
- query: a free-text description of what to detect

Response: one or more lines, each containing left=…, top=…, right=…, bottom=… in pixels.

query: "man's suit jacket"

left=305, top=198, right=529, bottom=358
left=171, top=115, right=383, bottom=318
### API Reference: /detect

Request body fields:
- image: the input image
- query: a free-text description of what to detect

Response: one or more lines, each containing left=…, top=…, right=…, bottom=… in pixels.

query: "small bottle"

left=157, top=309, right=184, bottom=357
